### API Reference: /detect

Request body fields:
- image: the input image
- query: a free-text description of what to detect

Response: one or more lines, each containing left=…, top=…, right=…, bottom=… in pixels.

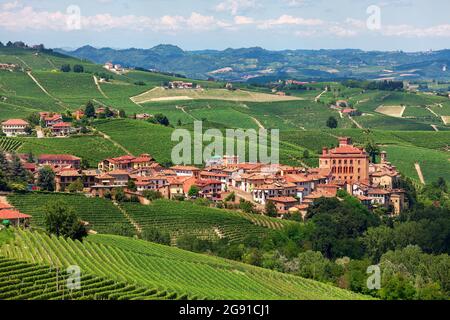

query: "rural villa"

left=1, top=119, right=29, bottom=137
left=5, top=136, right=408, bottom=219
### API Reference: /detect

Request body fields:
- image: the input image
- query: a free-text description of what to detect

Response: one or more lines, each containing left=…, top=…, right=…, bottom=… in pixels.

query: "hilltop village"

left=0, top=136, right=407, bottom=222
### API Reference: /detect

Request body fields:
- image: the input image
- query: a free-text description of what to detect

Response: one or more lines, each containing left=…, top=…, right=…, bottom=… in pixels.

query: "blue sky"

left=1, top=0, right=450, bottom=51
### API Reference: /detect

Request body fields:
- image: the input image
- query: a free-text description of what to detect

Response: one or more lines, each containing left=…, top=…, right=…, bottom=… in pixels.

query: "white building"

left=1, top=119, right=29, bottom=137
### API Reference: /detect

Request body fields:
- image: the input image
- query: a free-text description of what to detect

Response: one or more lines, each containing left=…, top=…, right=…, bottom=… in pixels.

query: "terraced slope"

left=120, top=200, right=286, bottom=243
left=0, top=230, right=368, bottom=300
left=8, top=193, right=135, bottom=235
left=0, top=257, right=173, bottom=300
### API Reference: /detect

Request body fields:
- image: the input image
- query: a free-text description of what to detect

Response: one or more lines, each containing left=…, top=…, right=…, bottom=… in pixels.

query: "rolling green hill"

left=0, top=229, right=368, bottom=300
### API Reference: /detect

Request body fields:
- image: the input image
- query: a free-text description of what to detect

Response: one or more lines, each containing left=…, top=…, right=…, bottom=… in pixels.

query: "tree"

left=141, top=227, right=171, bottom=245
left=188, top=185, right=200, bottom=198
left=0, top=151, right=10, bottom=177
left=127, top=179, right=137, bottom=192
left=143, top=190, right=163, bottom=201
left=60, top=64, right=71, bottom=72
left=73, top=64, right=84, bottom=73
left=239, top=199, right=256, bottom=214
left=26, top=151, right=34, bottom=163
left=112, top=188, right=127, bottom=202
left=43, top=200, right=87, bottom=241
left=302, top=149, right=310, bottom=159
left=10, top=154, right=29, bottom=183
left=365, top=139, right=380, bottom=163
left=67, top=179, right=83, bottom=193
left=265, top=200, right=278, bottom=217
left=118, top=109, right=126, bottom=118
left=26, top=113, right=40, bottom=126
left=24, top=126, right=32, bottom=135
left=149, top=113, right=170, bottom=126
left=37, top=166, right=55, bottom=191
left=326, top=116, right=338, bottom=129
left=84, top=101, right=96, bottom=118
left=81, top=159, right=90, bottom=170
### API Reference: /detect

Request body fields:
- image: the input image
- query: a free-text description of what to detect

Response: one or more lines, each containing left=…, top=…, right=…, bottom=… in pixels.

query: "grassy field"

left=0, top=230, right=368, bottom=300
left=17, top=135, right=125, bottom=166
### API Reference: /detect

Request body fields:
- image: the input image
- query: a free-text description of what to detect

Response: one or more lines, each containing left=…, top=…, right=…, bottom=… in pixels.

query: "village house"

left=319, top=137, right=370, bottom=184
left=51, top=122, right=72, bottom=136
left=55, top=169, right=82, bottom=192
left=192, top=179, right=223, bottom=200
left=342, top=108, right=360, bottom=116
left=41, top=113, right=63, bottom=127
left=171, top=165, right=201, bottom=178
left=0, top=63, right=17, bottom=71
left=38, top=154, right=81, bottom=169
left=1, top=119, right=29, bottom=137
left=73, top=110, right=85, bottom=120
left=270, top=197, right=299, bottom=215
left=369, top=151, right=400, bottom=188
left=252, top=182, right=299, bottom=205
left=98, top=154, right=154, bottom=172
left=135, top=113, right=152, bottom=120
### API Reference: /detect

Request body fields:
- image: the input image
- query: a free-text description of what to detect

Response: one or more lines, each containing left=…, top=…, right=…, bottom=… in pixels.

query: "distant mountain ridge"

left=56, top=45, right=450, bottom=82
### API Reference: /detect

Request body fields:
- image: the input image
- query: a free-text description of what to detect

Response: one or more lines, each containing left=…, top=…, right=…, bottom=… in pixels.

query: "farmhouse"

left=51, top=122, right=72, bottom=136
left=319, top=137, right=370, bottom=184
left=0, top=63, right=17, bottom=71
left=41, top=113, right=63, bottom=127
left=1, top=119, right=29, bottom=137
left=168, top=81, right=194, bottom=89
left=38, top=154, right=81, bottom=169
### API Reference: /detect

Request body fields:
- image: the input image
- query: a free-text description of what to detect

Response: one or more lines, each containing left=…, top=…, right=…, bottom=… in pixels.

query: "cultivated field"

left=0, top=230, right=368, bottom=300
left=375, top=105, right=406, bottom=118
left=132, top=87, right=302, bottom=104
left=8, top=193, right=135, bottom=235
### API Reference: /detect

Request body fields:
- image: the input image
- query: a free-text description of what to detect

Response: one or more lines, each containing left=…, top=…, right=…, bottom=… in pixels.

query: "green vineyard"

left=0, top=137, right=22, bottom=152
left=0, top=230, right=369, bottom=300
left=8, top=193, right=136, bottom=235
left=0, top=257, right=178, bottom=300
left=121, top=200, right=280, bottom=243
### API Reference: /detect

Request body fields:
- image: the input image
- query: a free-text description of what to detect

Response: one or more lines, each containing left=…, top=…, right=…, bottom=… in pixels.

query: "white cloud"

left=215, top=0, right=257, bottom=16
left=234, top=15, right=254, bottom=25
left=258, top=15, right=323, bottom=29
left=382, top=24, right=450, bottom=37
left=1, top=1, right=22, bottom=11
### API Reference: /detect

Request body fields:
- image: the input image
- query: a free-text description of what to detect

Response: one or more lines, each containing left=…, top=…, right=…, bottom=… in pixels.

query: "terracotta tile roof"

left=195, top=179, right=222, bottom=187
left=2, top=119, right=29, bottom=126
left=52, top=122, right=71, bottom=128
left=200, top=171, right=228, bottom=178
left=57, top=170, right=81, bottom=177
left=108, top=170, right=130, bottom=176
left=368, top=188, right=390, bottom=195
left=38, top=154, right=81, bottom=161
left=171, top=165, right=201, bottom=171
left=270, top=197, right=298, bottom=203
left=0, top=203, right=13, bottom=210
left=0, top=210, right=31, bottom=220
